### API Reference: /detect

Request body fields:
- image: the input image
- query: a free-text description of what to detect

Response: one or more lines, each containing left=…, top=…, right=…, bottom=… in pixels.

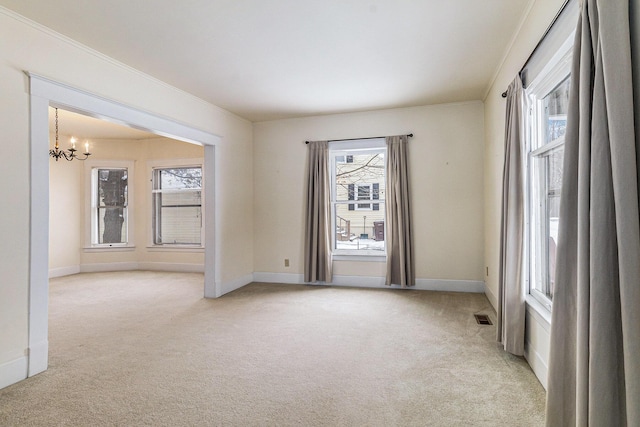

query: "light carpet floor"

left=0, top=271, right=545, bottom=426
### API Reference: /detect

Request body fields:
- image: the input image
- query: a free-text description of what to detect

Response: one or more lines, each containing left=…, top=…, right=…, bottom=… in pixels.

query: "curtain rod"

left=305, top=133, right=413, bottom=144
left=501, top=0, right=571, bottom=98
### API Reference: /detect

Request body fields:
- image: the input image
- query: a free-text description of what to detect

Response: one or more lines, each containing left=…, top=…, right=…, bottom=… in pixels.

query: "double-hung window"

left=151, top=164, right=203, bottom=246
left=525, top=39, right=573, bottom=308
left=330, top=139, right=385, bottom=254
left=86, top=161, right=134, bottom=248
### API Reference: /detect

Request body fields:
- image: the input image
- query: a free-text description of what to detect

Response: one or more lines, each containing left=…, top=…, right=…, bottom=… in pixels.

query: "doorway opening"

left=29, top=74, right=220, bottom=378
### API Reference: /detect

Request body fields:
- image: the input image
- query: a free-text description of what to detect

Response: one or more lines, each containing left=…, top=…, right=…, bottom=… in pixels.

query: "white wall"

left=0, top=8, right=253, bottom=389
left=483, top=0, right=568, bottom=388
left=253, top=102, right=485, bottom=289
left=49, top=155, right=82, bottom=276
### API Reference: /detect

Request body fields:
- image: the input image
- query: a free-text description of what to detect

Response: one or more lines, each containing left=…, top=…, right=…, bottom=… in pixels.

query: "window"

left=349, top=183, right=380, bottom=210
left=336, top=155, right=354, bottom=163
left=152, top=165, right=203, bottom=246
left=526, top=45, right=572, bottom=307
left=330, top=139, right=385, bottom=254
left=85, top=161, right=134, bottom=248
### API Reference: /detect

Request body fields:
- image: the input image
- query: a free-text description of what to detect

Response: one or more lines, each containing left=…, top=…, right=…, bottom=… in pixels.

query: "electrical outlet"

left=284, top=258, right=290, bottom=267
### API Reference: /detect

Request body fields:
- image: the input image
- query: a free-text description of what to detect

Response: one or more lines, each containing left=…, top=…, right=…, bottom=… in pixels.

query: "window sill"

left=525, top=294, right=552, bottom=331
left=146, top=246, right=204, bottom=253
left=332, top=252, right=386, bottom=262
left=83, top=245, right=135, bottom=253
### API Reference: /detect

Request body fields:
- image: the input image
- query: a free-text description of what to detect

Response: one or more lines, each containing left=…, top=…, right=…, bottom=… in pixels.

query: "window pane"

left=334, top=203, right=385, bottom=251
left=97, top=207, right=127, bottom=244
left=158, top=168, right=202, bottom=190
left=546, top=146, right=563, bottom=299
left=531, top=146, right=564, bottom=301
left=336, top=153, right=384, bottom=202
left=158, top=190, right=201, bottom=207
left=157, top=206, right=202, bottom=245
left=543, top=76, right=571, bottom=145
left=357, top=185, right=371, bottom=209
left=332, top=148, right=386, bottom=253
left=97, top=169, right=127, bottom=207
left=152, top=166, right=202, bottom=245
left=96, top=168, right=128, bottom=244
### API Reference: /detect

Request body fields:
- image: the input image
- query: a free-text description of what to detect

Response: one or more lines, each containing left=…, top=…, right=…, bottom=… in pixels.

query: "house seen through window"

left=152, top=166, right=203, bottom=246
left=330, top=139, right=385, bottom=253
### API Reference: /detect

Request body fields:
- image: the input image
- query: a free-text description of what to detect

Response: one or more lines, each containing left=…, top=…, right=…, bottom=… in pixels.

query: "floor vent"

left=474, top=314, right=493, bottom=325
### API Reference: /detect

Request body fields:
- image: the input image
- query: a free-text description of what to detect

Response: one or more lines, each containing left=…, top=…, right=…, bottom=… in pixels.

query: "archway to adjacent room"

left=27, top=73, right=221, bottom=378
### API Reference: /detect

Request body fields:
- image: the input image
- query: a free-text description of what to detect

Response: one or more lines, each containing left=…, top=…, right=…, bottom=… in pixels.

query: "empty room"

left=0, top=0, right=638, bottom=426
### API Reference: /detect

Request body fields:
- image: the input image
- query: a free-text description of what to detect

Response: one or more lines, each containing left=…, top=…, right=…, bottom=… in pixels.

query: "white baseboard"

left=219, top=274, right=254, bottom=296
left=137, top=262, right=204, bottom=273
left=78, top=262, right=204, bottom=274
left=49, top=265, right=81, bottom=278
left=27, top=340, right=48, bottom=377
left=0, top=356, right=28, bottom=390
left=484, top=282, right=498, bottom=311
left=415, top=278, right=484, bottom=293
left=253, top=272, right=305, bottom=284
left=253, top=272, right=484, bottom=293
left=80, top=262, right=139, bottom=273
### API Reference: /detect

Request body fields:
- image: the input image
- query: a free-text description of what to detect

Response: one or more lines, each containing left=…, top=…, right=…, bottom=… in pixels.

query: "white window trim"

left=524, top=34, right=574, bottom=313
left=83, top=160, right=135, bottom=251
left=330, top=138, right=386, bottom=258
left=147, top=158, right=205, bottom=249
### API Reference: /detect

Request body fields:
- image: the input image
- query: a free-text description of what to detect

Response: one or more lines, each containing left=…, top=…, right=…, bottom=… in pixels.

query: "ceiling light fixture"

left=49, top=108, right=91, bottom=161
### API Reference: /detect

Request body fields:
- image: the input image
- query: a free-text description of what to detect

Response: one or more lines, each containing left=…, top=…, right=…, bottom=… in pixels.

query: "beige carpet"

left=0, top=271, right=545, bottom=426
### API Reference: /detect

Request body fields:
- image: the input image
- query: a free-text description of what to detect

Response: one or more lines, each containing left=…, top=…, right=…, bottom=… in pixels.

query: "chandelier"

left=49, top=108, right=91, bottom=161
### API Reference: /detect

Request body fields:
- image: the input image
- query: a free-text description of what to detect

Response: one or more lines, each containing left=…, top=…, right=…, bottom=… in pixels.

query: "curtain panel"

left=385, top=135, right=414, bottom=287
left=497, top=75, right=526, bottom=356
left=304, top=141, right=332, bottom=283
left=545, top=0, right=640, bottom=425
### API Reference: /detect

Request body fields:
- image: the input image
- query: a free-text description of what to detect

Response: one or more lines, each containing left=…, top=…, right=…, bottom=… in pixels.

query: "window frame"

left=147, top=158, right=205, bottom=250
left=329, top=138, right=386, bottom=258
left=84, top=160, right=135, bottom=250
left=524, top=36, right=574, bottom=310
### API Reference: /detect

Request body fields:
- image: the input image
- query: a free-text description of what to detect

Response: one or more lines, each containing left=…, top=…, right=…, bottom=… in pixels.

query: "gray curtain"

left=304, top=141, right=332, bottom=283
left=545, top=0, right=640, bottom=425
left=385, top=135, right=414, bottom=287
left=497, top=75, right=526, bottom=356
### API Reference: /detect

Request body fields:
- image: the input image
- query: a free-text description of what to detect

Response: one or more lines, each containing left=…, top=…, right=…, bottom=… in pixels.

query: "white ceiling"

left=48, top=107, right=156, bottom=140
left=4, top=0, right=531, bottom=124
